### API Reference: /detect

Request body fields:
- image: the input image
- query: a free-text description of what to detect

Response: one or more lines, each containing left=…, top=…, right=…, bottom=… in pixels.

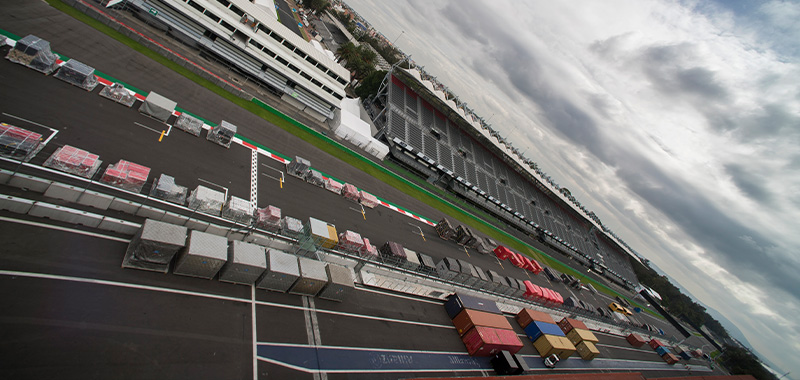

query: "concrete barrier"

left=0, top=169, right=11, bottom=183
left=161, top=211, right=188, bottom=225
left=44, top=182, right=84, bottom=203
left=8, top=174, right=51, bottom=193
left=245, top=233, right=294, bottom=251
left=135, top=205, right=166, bottom=220
left=77, top=190, right=114, bottom=210
left=204, top=223, right=229, bottom=237
left=184, top=219, right=210, bottom=231
left=98, top=217, right=141, bottom=235
left=0, top=195, right=35, bottom=214
left=28, top=202, right=103, bottom=228
left=109, top=198, right=140, bottom=214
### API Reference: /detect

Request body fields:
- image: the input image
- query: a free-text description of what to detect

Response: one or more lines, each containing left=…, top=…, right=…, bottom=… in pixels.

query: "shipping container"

left=490, top=350, right=522, bottom=375
left=444, top=293, right=502, bottom=319
left=524, top=321, right=565, bottom=341
left=656, top=345, right=671, bottom=357
left=515, top=308, right=555, bottom=328
left=533, top=334, right=576, bottom=360
left=218, top=240, right=267, bottom=285
left=566, top=328, right=599, bottom=345
left=303, top=217, right=338, bottom=249
left=122, top=219, right=187, bottom=273
left=461, top=326, right=523, bottom=356
left=436, top=257, right=460, bottom=281
left=452, top=309, right=513, bottom=335
left=662, top=352, right=679, bottom=365
left=256, top=249, right=300, bottom=292
left=288, top=257, right=329, bottom=296
left=173, top=230, right=228, bottom=279
left=649, top=339, right=665, bottom=350
left=576, top=340, right=600, bottom=360
left=317, top=264, right=354, bottom=302
left=557, top=317, right=588, bottom=334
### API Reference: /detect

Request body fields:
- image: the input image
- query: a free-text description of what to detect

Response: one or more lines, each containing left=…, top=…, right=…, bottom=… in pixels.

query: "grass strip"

left=43, top=0, right=658, bottom=318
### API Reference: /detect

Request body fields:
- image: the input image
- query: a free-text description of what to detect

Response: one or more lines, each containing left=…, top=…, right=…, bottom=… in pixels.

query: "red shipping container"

left=649, top=339, right=664, bottom=350
left=558, top=317, right=588, bottom=334
left=626, top=333, right=646, bottom=347
left=493, top=245, right=513, bottom=260
left=461, top=326, right=522, bottom=356
left=516, top=308, right=555, bottom=327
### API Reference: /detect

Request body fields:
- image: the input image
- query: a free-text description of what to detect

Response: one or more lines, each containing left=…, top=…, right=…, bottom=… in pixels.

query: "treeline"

left=721, top=345, right=777, bottom=380
left=631, top=260, right=729, bottom=339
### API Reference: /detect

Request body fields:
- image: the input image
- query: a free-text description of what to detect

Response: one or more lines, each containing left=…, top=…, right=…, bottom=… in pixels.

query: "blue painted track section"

left=257, top=344, right=713, bottom=373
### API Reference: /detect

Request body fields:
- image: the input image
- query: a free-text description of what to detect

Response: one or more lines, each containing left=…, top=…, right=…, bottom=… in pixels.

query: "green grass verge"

left=45, top=0, right=660, bottom=318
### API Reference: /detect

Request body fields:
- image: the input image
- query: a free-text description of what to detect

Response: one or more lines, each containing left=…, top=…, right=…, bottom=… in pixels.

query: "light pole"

left=392, top=30, right=405, bottom=45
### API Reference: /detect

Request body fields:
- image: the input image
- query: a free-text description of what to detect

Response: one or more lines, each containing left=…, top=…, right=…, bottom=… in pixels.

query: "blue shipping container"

left=444, top=293, right=502, bottom=319
left=656, top=346, right=671, bottom=357
left=679, top=351, right=691, bottom=360
left=523, top=321, right=565, bottom=341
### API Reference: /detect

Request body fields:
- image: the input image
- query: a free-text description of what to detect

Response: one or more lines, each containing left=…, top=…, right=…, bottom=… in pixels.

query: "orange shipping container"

left=566, top=328, right=599, bottom=345
left=558, top=317, right=588, bottom=334
left=662, top=352, right=679, bottom=365
left=515, top=308, right=555, bottom=328
left=453, top=309, right=513, bottom=335
left=576, top=340, right=600, bottom=360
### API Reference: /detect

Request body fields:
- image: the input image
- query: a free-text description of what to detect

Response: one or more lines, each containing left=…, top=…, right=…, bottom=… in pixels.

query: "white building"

left=128, top=0, right=350, bottom=121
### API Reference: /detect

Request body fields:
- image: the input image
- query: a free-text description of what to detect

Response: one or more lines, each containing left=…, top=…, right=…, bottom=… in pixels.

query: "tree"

left=355, top=70, right=386, bottom=99
left=720, top=345, right=777, bottom=380
left=305, top=0, right=330, bottom=14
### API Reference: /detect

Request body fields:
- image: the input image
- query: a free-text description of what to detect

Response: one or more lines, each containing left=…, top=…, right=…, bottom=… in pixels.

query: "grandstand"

left=371, top=68, right=639, bottom=289
left=124, top=0, right=349, bottom=121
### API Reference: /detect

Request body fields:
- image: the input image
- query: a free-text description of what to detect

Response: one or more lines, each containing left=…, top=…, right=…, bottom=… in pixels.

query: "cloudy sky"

left=346, top=0, right=799, bottom=376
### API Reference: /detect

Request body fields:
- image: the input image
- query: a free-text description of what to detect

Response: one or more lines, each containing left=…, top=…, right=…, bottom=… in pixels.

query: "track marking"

left=0, top=216, right=131, bottom=243
left=257, top=341, right=469, bottom=355
left=354, top=284, right=443, bottom=305
left=251, top=285, right=258, bottom=380
left=198, top=178, right=229, bottom=199
left=133, top=121, right=162, bottom=134
left=250, top=149, right=258, bottom=210
left=2, top=112, right=60, bottom=131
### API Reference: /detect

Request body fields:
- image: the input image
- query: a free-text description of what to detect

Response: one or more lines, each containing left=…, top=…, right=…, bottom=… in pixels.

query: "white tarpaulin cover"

left=139, top=91, right=177, bottom=122
left=54, top=59, right=98, bottom=91
left=5, top=34, right=58, bottom=74
left=334, top=98, right=388, bottom=160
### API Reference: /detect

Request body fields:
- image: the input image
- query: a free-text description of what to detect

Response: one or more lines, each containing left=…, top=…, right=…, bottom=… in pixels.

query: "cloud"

left=345, top=0, right=800, bottom=375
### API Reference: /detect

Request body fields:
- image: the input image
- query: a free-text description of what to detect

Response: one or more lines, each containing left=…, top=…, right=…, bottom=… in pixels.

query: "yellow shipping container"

left=567, top=328, right=599, bottom=345
left=534, top=334, right=576, bottom=360
left=576, top=340, right=600, bottom=360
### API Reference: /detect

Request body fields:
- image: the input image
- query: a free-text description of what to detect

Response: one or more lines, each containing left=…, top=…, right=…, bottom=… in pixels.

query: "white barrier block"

left=161, top=211, right=188, bottom=225
left=8, top=174, right=51, bottom=193
left=0, top=195, right=35, bottom=214
left=109, top=198, right=140, bottom=214
left=44, top=182, right=83, bottom=203
left=28, top=202, right=103, bottom=227
left=77, top=190, right=114, bottom=210
left=98, top=217, right=141, bottom=235
left=228, top=231, right=246, bottom=240
left=135, top=205, right=165, bottom=220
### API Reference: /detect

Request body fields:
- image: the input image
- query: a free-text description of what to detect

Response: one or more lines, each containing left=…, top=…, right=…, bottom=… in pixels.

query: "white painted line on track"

left=355, top=282, right=444, bottom=305
left=257, top=341, right=469, bottom=355
left=0, top=216, right=131, bottom=243
left=133, top=121, right=162, bottom=134
left=251, top=285, right=258, bottom=380
left=596, top=343, right=661, bottom=354
left=2, top=112, right=60, bottom=131
left=256, top=356, right=488, bottom=375
left=198, top=177, right=229, bottom=199
left=0, top=270, right=246, bottom=303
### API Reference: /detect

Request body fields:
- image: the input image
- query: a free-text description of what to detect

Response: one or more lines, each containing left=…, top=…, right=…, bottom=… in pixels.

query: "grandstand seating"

left=381, top=74, right=637, bottom=287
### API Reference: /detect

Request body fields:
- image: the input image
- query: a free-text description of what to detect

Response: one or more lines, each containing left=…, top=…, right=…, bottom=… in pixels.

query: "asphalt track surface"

left=0, top=1, right=721, bottom=378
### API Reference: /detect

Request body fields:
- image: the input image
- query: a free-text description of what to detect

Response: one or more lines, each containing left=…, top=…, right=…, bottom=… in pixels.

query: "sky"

left=345, top=0, right=800, bottom=376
